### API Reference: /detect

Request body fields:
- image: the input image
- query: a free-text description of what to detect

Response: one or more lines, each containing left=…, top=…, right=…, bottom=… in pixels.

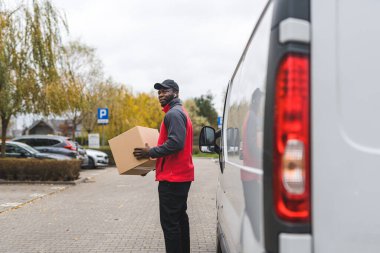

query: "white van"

left=199, top=0, right=380, bottom=252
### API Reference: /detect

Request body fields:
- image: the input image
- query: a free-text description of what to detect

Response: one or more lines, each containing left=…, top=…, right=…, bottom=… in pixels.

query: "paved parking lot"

left=0, top=169, right=108, bottom=214
left=0, top=158, right=219, bottom=253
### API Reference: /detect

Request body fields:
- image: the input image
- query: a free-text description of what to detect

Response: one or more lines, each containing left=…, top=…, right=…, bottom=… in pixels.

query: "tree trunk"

left=72, top=122, right=77, bottom=140
left=71, top=114, right=78, bottom=140
left=1, top=117, right=10, bottom=158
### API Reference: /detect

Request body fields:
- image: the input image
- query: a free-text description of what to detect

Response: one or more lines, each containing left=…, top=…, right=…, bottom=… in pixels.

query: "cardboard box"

left=108, top=126, right=159, bottom=175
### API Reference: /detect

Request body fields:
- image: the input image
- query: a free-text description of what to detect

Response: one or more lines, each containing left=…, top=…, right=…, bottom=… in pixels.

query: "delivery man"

left=133, top=79, right=194, bottom=253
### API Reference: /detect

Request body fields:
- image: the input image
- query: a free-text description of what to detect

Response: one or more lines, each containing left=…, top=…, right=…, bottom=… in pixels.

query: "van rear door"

left=312, top=0, right=380, bottom=252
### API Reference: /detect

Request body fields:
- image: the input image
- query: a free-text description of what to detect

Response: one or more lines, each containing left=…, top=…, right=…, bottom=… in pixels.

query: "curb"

left=0, top=177, right=89, bottom=185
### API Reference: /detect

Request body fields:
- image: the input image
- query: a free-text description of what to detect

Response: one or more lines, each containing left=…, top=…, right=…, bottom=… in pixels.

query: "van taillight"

left=273, top=54, right=310, bottom=222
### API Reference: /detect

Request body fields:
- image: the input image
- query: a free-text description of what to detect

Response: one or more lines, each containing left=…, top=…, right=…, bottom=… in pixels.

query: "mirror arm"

left=213, top=129, right=222, bottom=154
left=215, top=129, right=221, bottom=139
left=214, top=145, right=221, bottom=154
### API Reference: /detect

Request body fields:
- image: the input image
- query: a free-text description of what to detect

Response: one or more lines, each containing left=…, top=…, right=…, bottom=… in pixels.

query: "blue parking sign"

left=217, top=116, right=223, bottom=129
left=98, top=108, right=109, bottom=124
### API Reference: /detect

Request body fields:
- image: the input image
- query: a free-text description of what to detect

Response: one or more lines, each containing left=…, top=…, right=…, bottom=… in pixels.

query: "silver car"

left=85, top=149, right=109, bottom=169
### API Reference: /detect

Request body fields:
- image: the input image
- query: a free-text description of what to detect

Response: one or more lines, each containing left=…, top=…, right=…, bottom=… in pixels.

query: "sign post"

left=97, top=108, right=109, bottom=147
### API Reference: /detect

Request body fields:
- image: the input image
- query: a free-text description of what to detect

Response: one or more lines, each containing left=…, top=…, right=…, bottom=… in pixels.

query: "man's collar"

left=162, top=98, right=181, bottom=113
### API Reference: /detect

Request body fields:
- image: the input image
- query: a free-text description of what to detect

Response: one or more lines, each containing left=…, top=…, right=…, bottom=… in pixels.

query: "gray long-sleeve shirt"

left=148, top=98, right=187, bottom=158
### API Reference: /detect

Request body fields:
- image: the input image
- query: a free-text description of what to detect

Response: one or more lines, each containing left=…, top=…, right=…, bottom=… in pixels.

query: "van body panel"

left=218, top=1, right=271, bottom=252
left=218, top=161, right=245, bottom=251
left=336, top=1, right=380, bottom=151
left=312, top=0, right=380, bottom=252
left=241, top=212, right=263, bottom=252
left=214, top=0, right=380, bottom=252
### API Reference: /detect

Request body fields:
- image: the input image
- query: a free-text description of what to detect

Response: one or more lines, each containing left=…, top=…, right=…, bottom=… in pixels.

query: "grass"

left=192, top=153, right=219, bottom=158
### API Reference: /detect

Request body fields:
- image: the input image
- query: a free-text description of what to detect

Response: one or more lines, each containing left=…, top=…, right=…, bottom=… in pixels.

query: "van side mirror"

left=199, top=126, right=220, bottom=154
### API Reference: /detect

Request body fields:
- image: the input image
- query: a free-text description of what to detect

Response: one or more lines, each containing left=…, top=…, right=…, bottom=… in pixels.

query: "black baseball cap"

left=154, top=79, right=179, bottom=91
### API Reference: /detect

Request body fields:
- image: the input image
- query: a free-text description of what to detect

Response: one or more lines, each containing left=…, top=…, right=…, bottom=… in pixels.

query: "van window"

left=224, top=3, right=272, bottom=169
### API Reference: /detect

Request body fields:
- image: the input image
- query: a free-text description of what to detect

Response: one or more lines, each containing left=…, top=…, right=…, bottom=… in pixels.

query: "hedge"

left=0, top=158, right=81, bottom=181
left=193, top=145, right=200, bottom=155
left=75, top=136, right=88, bottom=146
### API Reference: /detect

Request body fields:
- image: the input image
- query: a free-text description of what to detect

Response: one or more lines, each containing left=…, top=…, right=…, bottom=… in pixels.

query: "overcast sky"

left=48, top=0, right=266, bottom=114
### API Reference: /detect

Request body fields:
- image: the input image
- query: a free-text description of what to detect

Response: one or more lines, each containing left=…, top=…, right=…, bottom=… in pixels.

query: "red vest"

left=155, top=104, right=194, bottom=182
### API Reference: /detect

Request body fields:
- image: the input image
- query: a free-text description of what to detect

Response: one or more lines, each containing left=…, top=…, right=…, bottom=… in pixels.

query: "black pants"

left=158, top=181, right=191, bottom=253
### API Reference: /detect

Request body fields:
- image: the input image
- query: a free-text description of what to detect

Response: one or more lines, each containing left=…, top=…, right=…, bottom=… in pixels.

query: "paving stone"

left=0, top=158, right=218, bottom=252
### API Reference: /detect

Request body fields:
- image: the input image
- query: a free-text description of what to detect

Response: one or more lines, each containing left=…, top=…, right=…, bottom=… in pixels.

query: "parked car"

left=4, top=141, right=70, bottom=160
left=84, top=149, right=109, bottom=169
left=71, top=141, right=108, bottom=169
left=12, top=135, right=77, bottom=151
left=199, top=0, right=380, bottom=253
left=72, top=141, right=87, bottom=156
left=12, top=135, right=89, bottom=167
left=34, top=146, right=79, bottom=159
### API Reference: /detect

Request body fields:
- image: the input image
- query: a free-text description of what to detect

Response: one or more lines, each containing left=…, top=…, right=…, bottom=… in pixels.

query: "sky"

left=49, top=0, right=266, bottom=114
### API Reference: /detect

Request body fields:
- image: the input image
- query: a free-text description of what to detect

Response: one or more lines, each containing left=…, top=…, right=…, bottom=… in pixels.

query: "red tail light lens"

left=273, top=54, right=310, bottom=222
left=64, top=140, right=77, bottom=151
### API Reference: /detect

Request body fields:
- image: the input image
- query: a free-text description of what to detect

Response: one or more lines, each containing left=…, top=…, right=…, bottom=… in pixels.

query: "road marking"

left=51, top=186, right=66, bottom=190
left=30, top=193, right=46, bottom=198
left=1, top=203, right=22, bottom=207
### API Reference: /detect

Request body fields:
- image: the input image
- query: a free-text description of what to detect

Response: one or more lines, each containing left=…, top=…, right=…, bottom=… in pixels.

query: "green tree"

left=184, top=98, right=210, bottom=145
left=0, top=0, right=67, bottom=157
left=194, top=91, right=218, bottom=129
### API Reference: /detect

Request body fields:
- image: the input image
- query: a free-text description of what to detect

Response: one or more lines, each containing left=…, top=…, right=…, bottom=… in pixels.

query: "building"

left=23, top=120, right=56, bottom=135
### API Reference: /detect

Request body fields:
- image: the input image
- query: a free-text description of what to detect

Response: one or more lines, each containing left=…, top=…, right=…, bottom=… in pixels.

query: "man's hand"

left=133, top=143, right=151, bottom=160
